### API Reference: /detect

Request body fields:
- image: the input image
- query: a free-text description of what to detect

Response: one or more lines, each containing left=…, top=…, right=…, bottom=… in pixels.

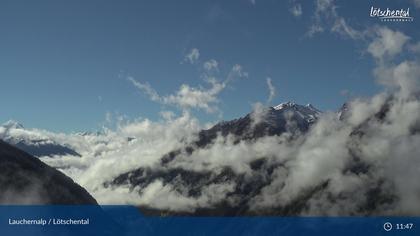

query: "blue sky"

left=1, top=0, right=419, bottom=132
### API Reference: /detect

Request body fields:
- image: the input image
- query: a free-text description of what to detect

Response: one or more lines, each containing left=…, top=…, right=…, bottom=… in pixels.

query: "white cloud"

left=304, top=1, right=416, bottom=100
left=367, top=27, right=410, bottom=61
left=163, top=80, right=225, bottom=113
left=373, top=60, right=420, bottom=98
left=290, top=4, right=302, bottom=17
left=128, top=63, right=247, bottom=114
left=127, top=77, right=161, bottom=102
left=250, top=102, right=269, bottom=127
left=184, top=48, right=200, bottom=64
left=331, top=18, right=363, bottom=40
left=307, top=0, right=335, bottom=37
left=365, top=27, right=418, bottom=98
left=307, top=0, right=362, bottom=40
left=266, top=77, right=276, bottom=103
left=203, top=59, right=219, bottom=72
left=307, top=24, right=324, bottom=36
left=228, top=64, right=248, bottom=82
left=128, top=76, right=224, bottom=113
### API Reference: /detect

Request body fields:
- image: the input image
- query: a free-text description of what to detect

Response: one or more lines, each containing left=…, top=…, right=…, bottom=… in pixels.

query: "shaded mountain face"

left=0, top=120, right=80, bottom=158
left=107, top=103, right=325, bottom=215
left=0, top=140, right=97, bottom=204
left=157, top=102, right=321, bottom=165
left=196, top=102, right=321, bottom=147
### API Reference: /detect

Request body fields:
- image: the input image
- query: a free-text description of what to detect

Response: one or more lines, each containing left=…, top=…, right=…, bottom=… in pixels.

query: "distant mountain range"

left=0, top=120, right=80, bottom=158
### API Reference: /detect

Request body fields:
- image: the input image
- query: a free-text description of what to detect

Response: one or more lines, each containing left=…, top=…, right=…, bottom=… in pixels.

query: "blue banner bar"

left=0, top=206, right=418, bottom=235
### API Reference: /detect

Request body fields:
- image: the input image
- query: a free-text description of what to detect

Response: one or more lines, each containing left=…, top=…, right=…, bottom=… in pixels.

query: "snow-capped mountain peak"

left=273, top=101, right=296, bottom=110
left=0, top=120, right=81, bottom=157
left=2, top=120, right=24, bottom=130
left=272, top=102, right=321, bottom=122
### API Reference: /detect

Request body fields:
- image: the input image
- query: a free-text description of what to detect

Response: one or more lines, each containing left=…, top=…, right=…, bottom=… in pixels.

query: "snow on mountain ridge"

left=273, top=101, right=297, bottom=110
left=0, top=121, right=81, bottom=157
left=2, top=120, right=24, bottom=130
left=272, top=102, right=321, bottom=123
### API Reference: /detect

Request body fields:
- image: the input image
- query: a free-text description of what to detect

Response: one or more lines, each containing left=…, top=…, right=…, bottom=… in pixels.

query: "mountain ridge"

left=0, top=120, right=81, bottom=158
left=0, top=140, right=97, bottom=204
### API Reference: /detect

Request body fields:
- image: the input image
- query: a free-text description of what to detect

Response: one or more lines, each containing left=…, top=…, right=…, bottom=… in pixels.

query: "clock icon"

left=384, top=222, right=393, bottom=231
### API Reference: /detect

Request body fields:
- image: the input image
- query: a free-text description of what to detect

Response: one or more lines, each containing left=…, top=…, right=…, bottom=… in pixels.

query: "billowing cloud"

left=128, top=77, right=223, bottom=113
left=366, top=28, right=418, bottom=98
left=128, top=63, right=247, bottom=114
left=367, top=27, right=410, bottom=62
left=374, top=60, right=420, bottom=98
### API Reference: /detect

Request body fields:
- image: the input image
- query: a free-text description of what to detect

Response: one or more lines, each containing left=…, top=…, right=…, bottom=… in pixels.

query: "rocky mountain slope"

left=107, top=102, right=326, bottom=215
left=0, top=140, right=97, bottom=204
